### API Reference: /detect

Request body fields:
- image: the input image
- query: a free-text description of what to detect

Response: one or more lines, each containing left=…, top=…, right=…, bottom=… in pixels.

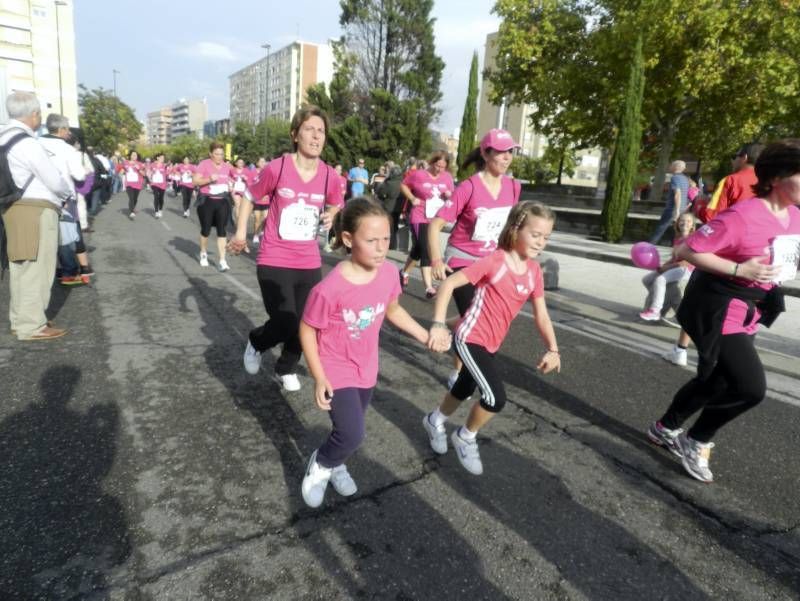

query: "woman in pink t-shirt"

left=297, top=199, right=448, bottom=508
left=428, top=128, right=522, bottom=388
left=231, top=157, right=251, bottom=226
left=648, top=140, right=800, bottom=483
left=229, top=106, right=344, bottom=393
left=425, top=202, right=561, bottom=475
left=192, top=142, right=235, bottom=271
left=176, top=156, right=196, bottom=218
left=148, top=152, right=169, bottom=219
left=123, top=150, right=145, bottom=218
left=398, top=151, right=455, bottom=298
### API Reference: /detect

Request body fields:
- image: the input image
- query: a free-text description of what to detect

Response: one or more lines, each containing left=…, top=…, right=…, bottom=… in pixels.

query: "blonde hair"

left=497, top=201, right=556, bottom=251
left=674, top=211, right=696, bottom=234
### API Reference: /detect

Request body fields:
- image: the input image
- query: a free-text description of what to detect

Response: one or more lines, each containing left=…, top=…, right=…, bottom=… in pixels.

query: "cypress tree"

left=601, top=34, right=646, bottom=242
left=456, top=52, right=479, bottom=180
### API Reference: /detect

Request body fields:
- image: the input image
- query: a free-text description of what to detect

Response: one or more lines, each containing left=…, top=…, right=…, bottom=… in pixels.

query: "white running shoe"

left=447, top=369, right=460, bottom=390
left=129, top=212, right=136, bottom=220
left=301, top=450, right=332, bottom=508
left=330, top=464, right=358, bottom=496
left=243, top=341, right=262, bottom=375
left=677, top=433, right=715, bottom=483
left=423, top=413, right=448, bottom=454
left=155, top=211, right=162, bottom=219
left=451, top=429, right=483, bottom=475
left=662, top=345, right=688, bottom=367
left=252, top=234, right=260, bottom=247
left=274, top=373, right=301, bottom=392
left=183, top=209, right=190, bottom=218
left=218, top=259, right=230, bottom=272
left=199, top=252, right=209, bottom=267
left=646, top=421, right=683, bottom=457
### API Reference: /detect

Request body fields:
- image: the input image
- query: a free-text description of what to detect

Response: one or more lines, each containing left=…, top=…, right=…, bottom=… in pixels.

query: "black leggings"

left=450, top=266, right=476, bottom=317
left=181, top=187, right=193, bottom=212
left=451, top=340, right=507, bottom=414
left=126, top=187, right=140, bottom=213
left=197, top=196, right=229, bottom=237
left=153, top=187, right=165, bottom=212
left=409, top=222, right=431, bottom=266
left=660, top=333, right=766, bottom=442
left=250, top=265, right=321, bottom=375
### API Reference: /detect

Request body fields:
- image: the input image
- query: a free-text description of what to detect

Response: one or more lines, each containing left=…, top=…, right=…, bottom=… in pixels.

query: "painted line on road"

left=222, top=273, right=261, bottom=302
left=161, top=221, right=172, bottom=231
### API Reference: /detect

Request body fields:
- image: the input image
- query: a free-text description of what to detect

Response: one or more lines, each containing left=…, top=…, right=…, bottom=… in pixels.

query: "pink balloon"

left=631, top=242, right=661, bottom=270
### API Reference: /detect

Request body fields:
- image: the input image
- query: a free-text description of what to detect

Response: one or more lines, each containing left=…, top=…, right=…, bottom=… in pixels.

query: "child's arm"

left=298, top=321, right=333, bottom=410
left=385, top=300, right=448, bottom=350
left=428, top=270, right=471, bottom=348
left=531, top=295, right=561, bottom=374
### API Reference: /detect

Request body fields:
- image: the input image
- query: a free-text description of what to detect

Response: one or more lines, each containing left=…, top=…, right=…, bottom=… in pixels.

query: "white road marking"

left=161, top=221, right=172, bottom=231
left=221, top=273, right=261, bottom=301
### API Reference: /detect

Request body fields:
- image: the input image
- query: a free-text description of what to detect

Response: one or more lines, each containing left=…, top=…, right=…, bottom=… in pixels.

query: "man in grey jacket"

left=1, top=92, right=73, bottom=340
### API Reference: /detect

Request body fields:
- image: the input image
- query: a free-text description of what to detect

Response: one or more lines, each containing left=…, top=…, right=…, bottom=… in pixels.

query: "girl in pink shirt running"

left=425, top=201, right=561, bottom=475
left=148, top=152, right=169, bottom=219
left=298, top=198, right=450, bottom=508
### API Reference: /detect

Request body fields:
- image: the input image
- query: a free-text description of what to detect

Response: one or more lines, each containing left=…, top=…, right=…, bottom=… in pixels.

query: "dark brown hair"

left=753, top=139, right=800, bottom=197
left=290, top=105, right=330, bottom=152
left=208, top=141, right=224, bottom=153
left=497, top=201, right=556, bottom=251
left=332, top=196, right=390, bottom=251
left=429, top=151, right=451, bottom=169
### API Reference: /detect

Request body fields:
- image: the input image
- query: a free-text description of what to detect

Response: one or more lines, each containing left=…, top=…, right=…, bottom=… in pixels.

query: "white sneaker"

left=155, top=211, right=162, bottom=219
left=330, top=464, right=357, bottom=496
left=199, top=252, right=209, bottom=267
left=423, top=413, right=448, bottom=454
left=243, top=340, right=262, bottom=375
left=301, top=450, right=332, bottom=508
left=447, top=369, right=460, bottom=390
left=274, top=372, right=301, bottom=392
left=129, top=212, right=136, bottom=219
left=662, top=345, right=688, bottom=367
left=677, top=433, right=715, bottom=483
left=252, top=234, right=260, bottom=246
left=183, top=210, right=190, bottom=218
left=218, top=259, right=230, bottom=272
left=451, top=429, right=483, bottom=475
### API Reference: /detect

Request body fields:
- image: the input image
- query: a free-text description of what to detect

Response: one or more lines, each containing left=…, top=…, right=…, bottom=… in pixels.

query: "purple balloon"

left=631, top=241, right=661, bottom=270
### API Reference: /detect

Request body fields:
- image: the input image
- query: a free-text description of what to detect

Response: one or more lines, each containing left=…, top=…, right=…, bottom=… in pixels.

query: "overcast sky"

left=74, top=1, right=500, bottom=134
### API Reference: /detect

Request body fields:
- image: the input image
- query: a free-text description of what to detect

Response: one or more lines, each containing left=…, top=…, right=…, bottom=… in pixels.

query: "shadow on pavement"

left=180, top=276, right=510, bottom=599
left=0, top=365, right=130, bottom=599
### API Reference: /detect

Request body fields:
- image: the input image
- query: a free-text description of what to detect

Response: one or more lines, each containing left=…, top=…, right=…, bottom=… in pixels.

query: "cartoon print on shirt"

left=342, top=303, right=386, bottom=339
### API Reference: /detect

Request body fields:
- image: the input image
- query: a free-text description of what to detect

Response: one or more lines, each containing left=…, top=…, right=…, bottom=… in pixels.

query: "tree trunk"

left=557, top=151, right=565, bottom=186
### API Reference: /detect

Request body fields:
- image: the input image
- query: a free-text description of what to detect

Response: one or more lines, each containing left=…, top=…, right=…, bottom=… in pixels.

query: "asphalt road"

left=1, top=190, right=798, bottom=600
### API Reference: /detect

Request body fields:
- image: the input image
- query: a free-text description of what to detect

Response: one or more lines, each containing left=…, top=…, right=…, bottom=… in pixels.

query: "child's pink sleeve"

left=302, top=286, right=331, bottom=330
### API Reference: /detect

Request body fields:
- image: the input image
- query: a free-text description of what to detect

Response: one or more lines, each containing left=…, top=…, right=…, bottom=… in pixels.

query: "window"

left=32, top=8, right=48, bottom=18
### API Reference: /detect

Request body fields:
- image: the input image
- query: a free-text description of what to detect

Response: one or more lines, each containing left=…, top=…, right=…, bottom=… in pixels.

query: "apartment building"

left=146, top=107, right=172, bottom=145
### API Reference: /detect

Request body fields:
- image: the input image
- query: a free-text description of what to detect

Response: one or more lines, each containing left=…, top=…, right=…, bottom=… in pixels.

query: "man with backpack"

left=1, top=91, right=73, bottom=340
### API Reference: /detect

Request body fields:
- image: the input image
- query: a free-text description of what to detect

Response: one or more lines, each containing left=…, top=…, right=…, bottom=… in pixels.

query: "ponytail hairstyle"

left=460, top=147, right=485, bottom=173
left=331, top=196, right=390, bottom=251
left=497, top=201, right=556, bottom=251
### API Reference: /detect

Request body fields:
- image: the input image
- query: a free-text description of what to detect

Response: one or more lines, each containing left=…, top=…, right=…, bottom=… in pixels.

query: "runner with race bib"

left=427, top=129, right=522, bottom=388
left=228, top=106, right=344, bottom=392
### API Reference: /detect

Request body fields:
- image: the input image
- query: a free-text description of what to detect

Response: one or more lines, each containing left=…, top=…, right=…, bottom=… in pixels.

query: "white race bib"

left=151, top=171, right=164, bottom=184
left=771, top=234, right=800, bottom=283
left=181, top=171, right=193, bottom=184
left=233, top=179, right=246, bottom=193
left=425, top=197, right=446, bottom=219
left=209, top=183, right=228, bottom=196
left=278, top=199, right=320, bottom=241
left=472, top=206, right=512, bottom=243
left=126, top=169, right=138, bottom=183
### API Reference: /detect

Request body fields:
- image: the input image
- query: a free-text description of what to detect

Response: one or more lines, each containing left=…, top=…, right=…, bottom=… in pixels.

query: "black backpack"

left=0, top=129, right=35, bottom=278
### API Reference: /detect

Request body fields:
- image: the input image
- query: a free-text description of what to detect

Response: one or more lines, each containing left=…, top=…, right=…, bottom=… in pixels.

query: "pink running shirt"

left=436, top=174, right=519, bottom=268
left=404, top=169, right=455, bottom=225
left=122, top=160, right=144, bottom=190
left=302, top=261, right=402, bottom=390
left=687, top=197, right=800, bottom=334
left=456, top=250, right=544, bottom=353
left=149, top=163, right=169, bottom=190
left=177, top=164, right=196, bottom=189
left=195, top=159, right=234, bottom=196
left=231, top=168, right=252, bottom=196
left=249, top=155, right=344, bottom=269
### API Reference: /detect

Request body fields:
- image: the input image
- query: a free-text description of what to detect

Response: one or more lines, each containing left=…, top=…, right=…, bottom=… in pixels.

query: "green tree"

left=78, top=85, right=141, bottom=154
left=456, top=52, right=479, bottom=180
left=490, top=0, right=800, bottom=202
left=601, top=34, right=646, bottom=242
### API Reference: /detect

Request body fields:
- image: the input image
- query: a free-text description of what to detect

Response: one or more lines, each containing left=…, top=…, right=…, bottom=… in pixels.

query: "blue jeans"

left=58, top=242, right=79, bottom=277
left=649, top=199, right=686, bottom=245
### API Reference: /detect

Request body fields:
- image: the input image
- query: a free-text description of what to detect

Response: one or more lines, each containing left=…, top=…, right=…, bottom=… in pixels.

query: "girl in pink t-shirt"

left=123, top=150, right=145, bottom=218
left=398, top=151, right=455, bottom=298
left=176, top=157, right=196, bottom=217
left=298, top=199, right=449, bottom=508
left=639, top=212, right=696, bottom=321
left=148, top=152, right=169, bottom=219
left=649, top=140, right=800, bottom=483
left=428, top=128, right=522, bottom=389
left=425, top=201, right=561, bottom=475
left=228, top=107, right=344, bottom=393
left=231, top=157, right=251, bottom=225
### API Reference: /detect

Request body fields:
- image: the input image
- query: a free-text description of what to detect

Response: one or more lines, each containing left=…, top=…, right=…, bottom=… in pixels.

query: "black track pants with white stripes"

left=450, top=340, right=507, bottom=413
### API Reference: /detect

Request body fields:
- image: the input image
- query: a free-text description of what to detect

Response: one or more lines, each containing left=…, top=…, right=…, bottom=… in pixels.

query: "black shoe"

left=80, top=265, right=95, bottom=277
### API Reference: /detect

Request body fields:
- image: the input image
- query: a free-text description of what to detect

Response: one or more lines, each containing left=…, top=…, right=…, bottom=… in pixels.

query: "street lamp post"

left=261, top=43, right=270, bottom=156
left=113, top=69, right=120, bottom=97
left=54, top=1, right=67, bottom=114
